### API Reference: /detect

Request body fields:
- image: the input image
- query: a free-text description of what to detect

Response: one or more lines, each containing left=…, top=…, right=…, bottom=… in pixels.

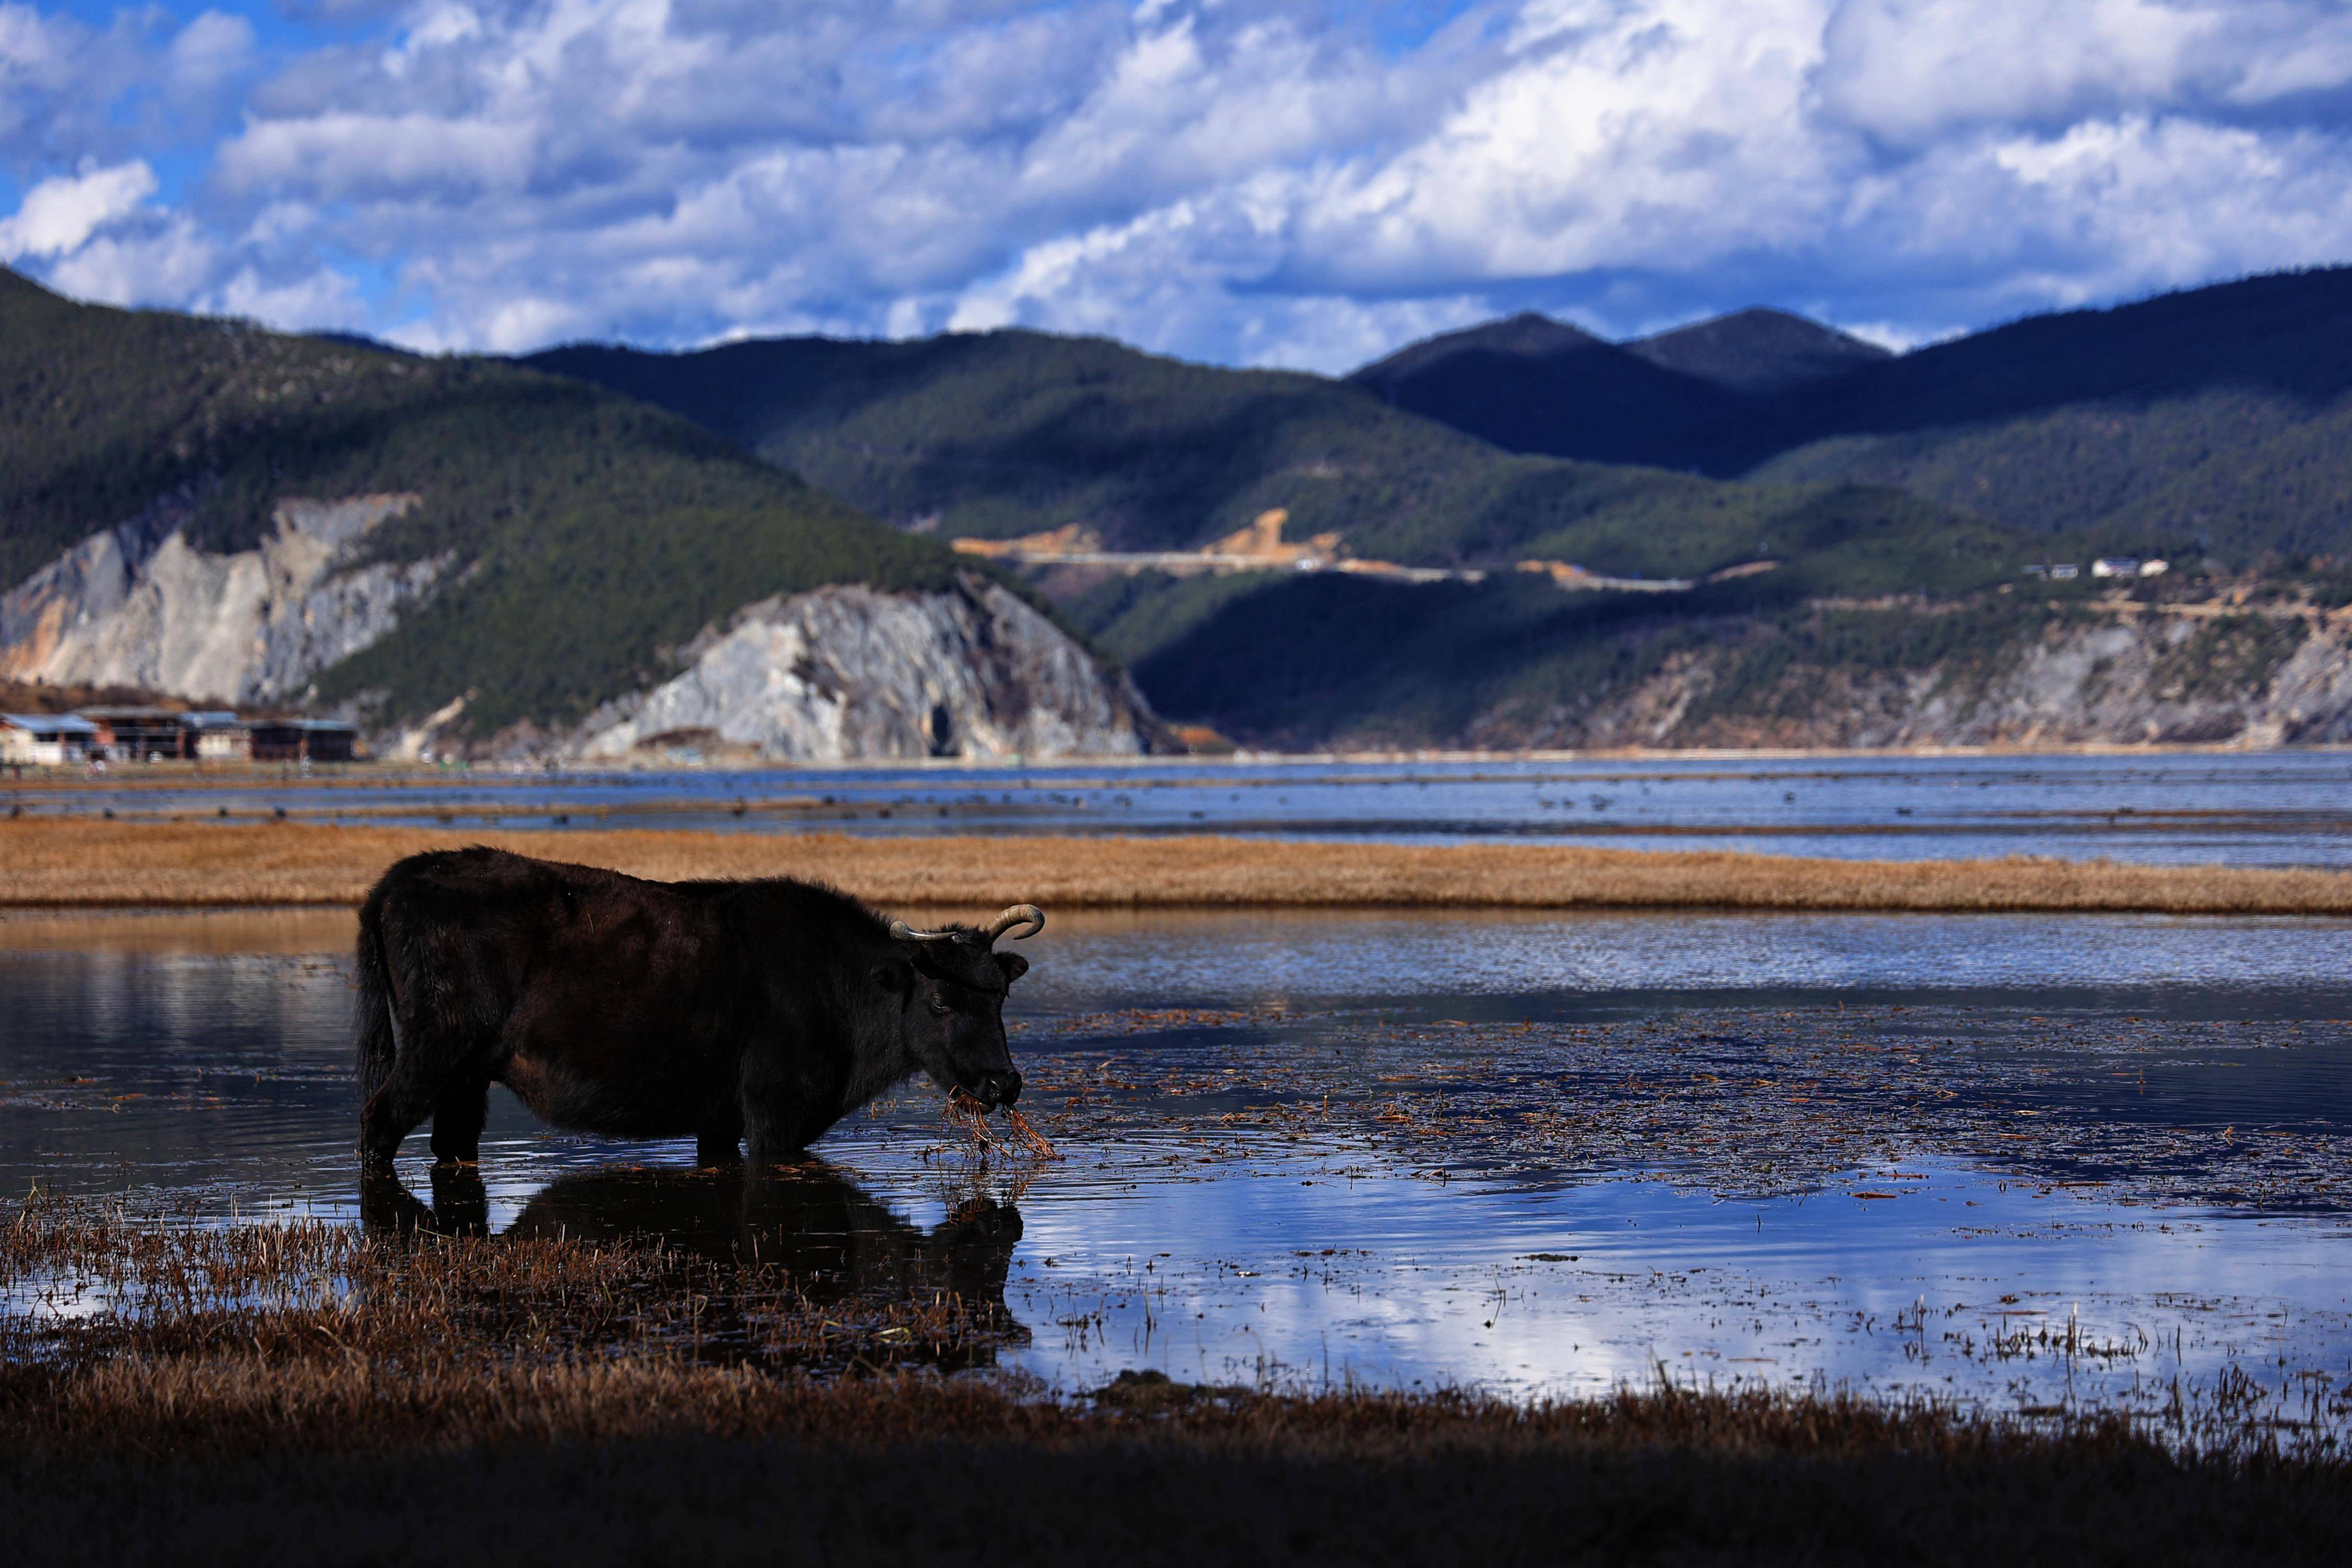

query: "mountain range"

left=3, top=263, right=2349, bottom=754
left=1353, top=268, right=2352, bottom=566
left=531, top=271, right=2352, bottom=748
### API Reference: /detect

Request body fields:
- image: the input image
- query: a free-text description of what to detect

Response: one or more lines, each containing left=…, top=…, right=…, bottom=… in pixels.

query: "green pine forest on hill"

left=1354, top=267, right=2352, bottom=568
left=529, top=333, right=2025, bottom=594
left=0, top=269, right=967, bottom=736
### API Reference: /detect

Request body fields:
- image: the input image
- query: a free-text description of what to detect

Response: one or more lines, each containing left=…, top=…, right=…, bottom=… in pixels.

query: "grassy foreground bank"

left=13, top=1368, right=2352, bottom=1567
left=5, top=817, right=2352, bottom=914
left=7, top=1199, right=2349, bottom=1565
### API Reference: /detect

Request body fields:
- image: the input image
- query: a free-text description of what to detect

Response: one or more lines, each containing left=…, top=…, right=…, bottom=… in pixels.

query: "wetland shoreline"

left=9, top=819, right=2352, bottom=914
left=8, top=1195, right=2351, bottom=1566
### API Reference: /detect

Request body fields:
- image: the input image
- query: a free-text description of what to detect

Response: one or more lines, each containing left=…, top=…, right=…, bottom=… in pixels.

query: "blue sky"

left=8, top=1, right=2352, bottom=370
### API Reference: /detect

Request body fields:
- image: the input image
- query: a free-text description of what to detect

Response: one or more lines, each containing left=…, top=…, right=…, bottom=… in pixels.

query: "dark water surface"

left=4, top=905, right=2350, bottom=1416
left=11, top=750, right=2352, bottom=865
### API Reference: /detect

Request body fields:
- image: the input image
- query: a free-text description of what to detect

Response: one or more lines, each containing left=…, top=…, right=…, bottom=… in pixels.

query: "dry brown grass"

left=9, top=1197, right=2351, bottom=1563
left=1, top=1195, right=1014, bottom=1391
left=5, top=817, right=2351, bottom=914
left=13, top=1382, right=2347, bottom=1568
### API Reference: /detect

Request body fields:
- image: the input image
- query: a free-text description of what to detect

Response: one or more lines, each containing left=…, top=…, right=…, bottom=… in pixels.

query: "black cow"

left=353, top=846, right=1039, bottom=1172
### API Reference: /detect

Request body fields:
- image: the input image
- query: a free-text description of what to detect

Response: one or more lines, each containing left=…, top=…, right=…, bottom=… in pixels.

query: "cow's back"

left=373, top=847, right=676, bottom=995
left=371, top=849, right=744, bottom=1132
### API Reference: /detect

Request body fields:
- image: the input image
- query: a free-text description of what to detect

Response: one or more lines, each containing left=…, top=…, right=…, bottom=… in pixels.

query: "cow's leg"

left=743, top=1112, right=811, bottom=1169
left=359, top=1071, right=438, bottom=1175
left=740, top=1043, right=839, bottom=1168
left=430, top=1076, right=491, bottom=1166
left=362, top=1020, right=495, bottom=1174
left=696, top=1093, right=745, bottom=1167
left=741, top=1055, right=787, bottom=1168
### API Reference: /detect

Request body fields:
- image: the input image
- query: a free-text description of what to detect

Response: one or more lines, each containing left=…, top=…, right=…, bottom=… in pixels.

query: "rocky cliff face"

left=567, top=577, right=1158, bottom=763
left=1532, top=608, right=2352, bottom=750
left=1, top=489, right=1160, bottom=760
left=0, top=493, right=438, bottom=705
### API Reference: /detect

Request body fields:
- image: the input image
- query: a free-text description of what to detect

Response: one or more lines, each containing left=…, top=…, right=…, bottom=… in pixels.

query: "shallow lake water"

left=11, top=750, right=2352, bottom=865
left=3, top=905, right=2349, bottom=1423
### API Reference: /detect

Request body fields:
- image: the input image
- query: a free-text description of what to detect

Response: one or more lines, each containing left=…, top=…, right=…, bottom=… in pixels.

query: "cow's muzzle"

left=973, top=1069, right=1022, bottom=1108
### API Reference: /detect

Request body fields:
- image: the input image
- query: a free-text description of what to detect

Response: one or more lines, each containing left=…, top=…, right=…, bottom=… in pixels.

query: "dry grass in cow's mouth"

left=942, top=1088, right=1060, bottom=1161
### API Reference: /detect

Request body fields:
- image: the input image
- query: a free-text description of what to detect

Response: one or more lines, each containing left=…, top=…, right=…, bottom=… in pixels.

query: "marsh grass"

left=7, top=1195, right=2352, bottom=1562
left=8, top=819, right=2351, bottom=914
left=2, top=1191, right=1018, bottom=1401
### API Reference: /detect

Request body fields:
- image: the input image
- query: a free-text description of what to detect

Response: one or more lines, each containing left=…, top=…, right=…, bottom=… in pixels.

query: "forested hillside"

left=528, top=332, right=2021, bottom=595
left=0, top=268, right=966, bottom=736
left=529, top=288, right=2352, bottom=752
left=1354, top=268, right=2352, bottom=566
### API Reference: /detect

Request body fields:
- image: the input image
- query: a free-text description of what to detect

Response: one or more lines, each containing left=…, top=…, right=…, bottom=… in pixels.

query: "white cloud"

left=45, top=213, right=218, bottom=304
left=1814, top=0, right=2225, bottom=143
left=220, top=111, right=538, bottom=197
left=1290, top=0, right=1844, bottom=288
left=168, top=10, right=253, bottom=88
left=10, top=0, right=2352, bottom=370
left=204, top=263, right=366, bottom=329
left=0, top=160, right=157, bottom=260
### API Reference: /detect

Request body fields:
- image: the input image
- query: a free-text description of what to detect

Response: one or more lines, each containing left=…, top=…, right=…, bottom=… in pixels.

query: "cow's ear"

left=871, top=956, right=915, bottom=993
left=993, top=952, right=1029, bottom=985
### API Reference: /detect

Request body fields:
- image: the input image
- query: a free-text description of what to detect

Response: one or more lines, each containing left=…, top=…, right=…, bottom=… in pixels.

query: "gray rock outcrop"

left=1517, top=607, right=2352, bottom=750
left=0, top=493, right=439, bottom=704
left=572, top=576, right=1156, bottom=762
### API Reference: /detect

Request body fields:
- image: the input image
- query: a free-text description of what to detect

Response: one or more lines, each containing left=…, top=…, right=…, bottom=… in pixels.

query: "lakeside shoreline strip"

left=5, top=820, right=2349, bottom=915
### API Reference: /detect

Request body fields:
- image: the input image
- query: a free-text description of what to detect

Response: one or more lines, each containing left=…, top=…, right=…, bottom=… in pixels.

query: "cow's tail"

left=354, top=883, right=399, bottom=1106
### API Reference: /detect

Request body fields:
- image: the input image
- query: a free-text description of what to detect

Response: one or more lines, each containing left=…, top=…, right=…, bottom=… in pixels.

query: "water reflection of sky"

left=1011, top=908, right=2352, bottom=1009
left=10, top=751, right=2352, bottom=865
left=923, top=1138, right=2352, bottom=1405
left=4, top=909, right=2350, bottom=1417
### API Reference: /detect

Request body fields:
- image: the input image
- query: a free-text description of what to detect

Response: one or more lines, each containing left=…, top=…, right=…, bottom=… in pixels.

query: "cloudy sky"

left=7, top=0, right=2352, bottom=369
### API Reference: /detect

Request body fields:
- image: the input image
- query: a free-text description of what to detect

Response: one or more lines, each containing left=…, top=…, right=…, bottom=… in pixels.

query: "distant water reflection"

left=11, top=750, right=2352, bottom=865
left=4, top=906, right=2350, bottom=1416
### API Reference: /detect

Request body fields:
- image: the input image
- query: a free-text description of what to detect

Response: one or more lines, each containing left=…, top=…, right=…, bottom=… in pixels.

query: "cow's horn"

left=981, top=904, right=1045, bottom=943
left=888, top=919, right=959, bottom=942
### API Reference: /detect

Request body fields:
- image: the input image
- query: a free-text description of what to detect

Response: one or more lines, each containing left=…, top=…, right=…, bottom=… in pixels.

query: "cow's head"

left=879, top=904, right=1041, bottom=1108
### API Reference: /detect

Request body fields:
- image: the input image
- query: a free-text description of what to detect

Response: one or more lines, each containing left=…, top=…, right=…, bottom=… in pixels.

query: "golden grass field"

left=6, top=817, right=2351, bottom=914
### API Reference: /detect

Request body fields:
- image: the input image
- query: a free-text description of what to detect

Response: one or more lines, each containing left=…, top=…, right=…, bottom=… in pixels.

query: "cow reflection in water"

left=361, top=1161, right=1026, bottom=1345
